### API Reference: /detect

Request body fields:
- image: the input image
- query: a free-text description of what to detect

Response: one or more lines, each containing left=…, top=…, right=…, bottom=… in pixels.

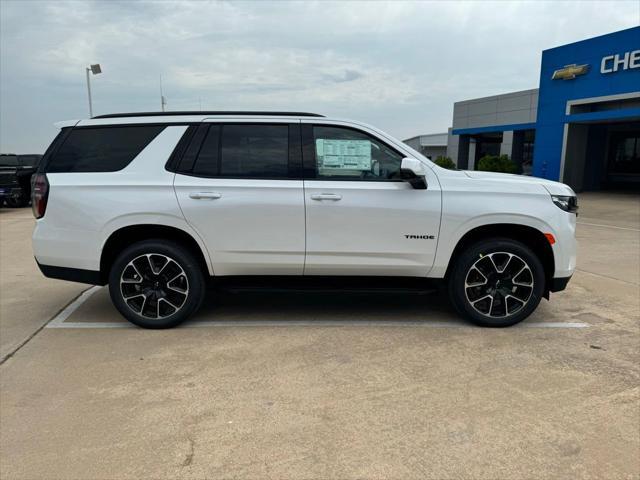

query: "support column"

left=456, top=135, right=470, bottom=170
left=500, top=131, right=514, bottom=157
left=563, top=124, right=589, bottom=192
left=511, top=130, right=525, bottom=173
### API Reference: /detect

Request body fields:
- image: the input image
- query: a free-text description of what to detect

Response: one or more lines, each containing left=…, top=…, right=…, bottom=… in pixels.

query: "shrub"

left=476, top=154, right=518, bottom=173
left=434, top=156, right=456, bottom=169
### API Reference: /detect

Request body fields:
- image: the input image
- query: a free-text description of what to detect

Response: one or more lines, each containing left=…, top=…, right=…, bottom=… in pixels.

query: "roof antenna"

left=160, top=75, right=167, bottom=112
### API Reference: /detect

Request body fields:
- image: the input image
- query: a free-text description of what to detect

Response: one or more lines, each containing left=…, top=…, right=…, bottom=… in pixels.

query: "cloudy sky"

left=1, top=0, right=638, bottom=153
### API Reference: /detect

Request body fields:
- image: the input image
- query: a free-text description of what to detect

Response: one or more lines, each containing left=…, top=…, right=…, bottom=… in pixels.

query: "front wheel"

left=448, top=238, right=545, bottom=327
left=109, top=240, right=205, bottom=329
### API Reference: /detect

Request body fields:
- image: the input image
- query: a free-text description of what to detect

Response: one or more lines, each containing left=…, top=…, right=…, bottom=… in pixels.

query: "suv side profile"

left=32, top=112, right=577, bottom=328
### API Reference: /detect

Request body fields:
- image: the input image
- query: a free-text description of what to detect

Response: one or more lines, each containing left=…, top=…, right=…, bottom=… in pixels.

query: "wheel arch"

left=100, top=224, right=211, bottom=284
left=444, top=223, right=555, bottom=293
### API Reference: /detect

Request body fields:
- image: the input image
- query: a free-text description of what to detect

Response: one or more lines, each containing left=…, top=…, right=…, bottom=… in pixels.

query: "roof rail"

left=92, top=111, right=324, bottom=119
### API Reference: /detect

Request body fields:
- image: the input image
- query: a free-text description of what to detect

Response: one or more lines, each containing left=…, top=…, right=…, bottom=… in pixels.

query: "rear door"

left=173, top=120, right=305, bottom=275
left=302, top=121, right=442, bottom=276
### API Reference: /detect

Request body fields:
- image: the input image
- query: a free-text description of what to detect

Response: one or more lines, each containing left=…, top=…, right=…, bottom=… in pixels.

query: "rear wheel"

left=448, top=238, right=545, bottom=327
left=108, top=240, right=205, bottom=329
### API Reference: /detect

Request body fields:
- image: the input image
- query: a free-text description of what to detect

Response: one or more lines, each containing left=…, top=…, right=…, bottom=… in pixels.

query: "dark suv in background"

left=0, top=154, right=42, bottom=207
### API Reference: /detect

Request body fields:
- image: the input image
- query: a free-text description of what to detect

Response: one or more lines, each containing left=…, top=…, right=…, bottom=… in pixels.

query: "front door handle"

left=189, top=192, right=222, bottom=200
left=310, top=193, right=342, bottom=201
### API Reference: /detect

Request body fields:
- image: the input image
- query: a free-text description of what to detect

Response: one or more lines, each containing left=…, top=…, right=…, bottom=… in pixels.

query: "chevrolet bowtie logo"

left=552, top=64, right=590, bottom=80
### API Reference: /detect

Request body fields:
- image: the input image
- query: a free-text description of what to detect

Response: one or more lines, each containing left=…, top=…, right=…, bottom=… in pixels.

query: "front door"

left=174, top=121, right=305, bottom=275
left=302, top=123, right=442, bottom=276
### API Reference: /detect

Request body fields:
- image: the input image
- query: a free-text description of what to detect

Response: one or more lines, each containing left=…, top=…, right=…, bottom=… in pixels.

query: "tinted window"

left=48, top=126, right=165, bottom=173
left=37, top=129, right=70, bottom=173
left=188, top=124, right=290, bottom=178
left=313, top=126, right=403, bottom=180
left=191, top=125, right=220, bottom=177
left=176, top=124, right=208, bottom=173
left=220, top=124, right=288, bottom=178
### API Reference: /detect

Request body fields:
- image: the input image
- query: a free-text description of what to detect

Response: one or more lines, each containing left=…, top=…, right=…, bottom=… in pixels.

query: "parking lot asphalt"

left=0, top=208, right=85, bottom=362
left=1, top=192, right=639, bottom=479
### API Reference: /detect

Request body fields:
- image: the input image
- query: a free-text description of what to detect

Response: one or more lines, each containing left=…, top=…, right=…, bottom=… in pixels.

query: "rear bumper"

left=33, top=221, right=102, bottom=272
left=36, top=260, right=103, bottom=285
left=550, top=275, right=572, bottom=292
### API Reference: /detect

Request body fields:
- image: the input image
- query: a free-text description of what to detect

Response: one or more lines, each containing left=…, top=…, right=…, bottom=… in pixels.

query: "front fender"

left=429, top=213, right=558, bottom=278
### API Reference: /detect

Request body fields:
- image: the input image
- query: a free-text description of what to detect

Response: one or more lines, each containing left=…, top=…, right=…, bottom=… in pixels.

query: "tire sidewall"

left=108, top=240, right=205, bottom=329
left=449, top=238, right=546, bottom=327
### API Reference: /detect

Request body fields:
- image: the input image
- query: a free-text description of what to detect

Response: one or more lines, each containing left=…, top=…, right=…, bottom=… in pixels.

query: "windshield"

left=18, top=155, right=41, bottom=166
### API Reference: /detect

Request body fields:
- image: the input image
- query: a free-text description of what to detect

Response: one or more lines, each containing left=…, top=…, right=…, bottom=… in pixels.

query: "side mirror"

left=400, top=157, right=427, bottom=190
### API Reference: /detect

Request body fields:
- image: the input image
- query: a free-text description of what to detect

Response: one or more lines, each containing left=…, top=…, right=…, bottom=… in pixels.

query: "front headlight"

left=551, top=195, right=578, bottom=213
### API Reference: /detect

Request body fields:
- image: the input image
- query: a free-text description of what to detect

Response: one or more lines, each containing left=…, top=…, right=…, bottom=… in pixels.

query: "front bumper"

left=0, top=186, right=22, bottom=198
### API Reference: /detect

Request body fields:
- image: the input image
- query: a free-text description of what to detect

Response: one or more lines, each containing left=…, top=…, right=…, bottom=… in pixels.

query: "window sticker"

left=316, top=139, right=372, bottom=170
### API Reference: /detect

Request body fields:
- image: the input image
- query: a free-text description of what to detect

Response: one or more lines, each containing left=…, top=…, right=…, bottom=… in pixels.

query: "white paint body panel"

left=430, top=168, right=577, bottom=278
left=33, top=114, right=577, bottom=284
left=300, top=118, right=442, bottom=276
left=174, top=176, right=305, bottom=275
left=33, top=126, right=214, bottom=274
left=303, top=181, right=441, bottom=275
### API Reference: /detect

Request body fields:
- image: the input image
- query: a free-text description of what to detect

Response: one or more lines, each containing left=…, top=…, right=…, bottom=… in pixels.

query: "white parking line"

left=524, top=322, right=589, bottom=328
left=46, top=285, right=103, bottom=328
left=45, top=285, right=589, bottom=329
left=47, top=318, right=590, bottom=329
left=47, top=321, right=589, bottom=329
left=47, top=321, right=134, bottom=329
left=577, top=221, right=640, bottom=232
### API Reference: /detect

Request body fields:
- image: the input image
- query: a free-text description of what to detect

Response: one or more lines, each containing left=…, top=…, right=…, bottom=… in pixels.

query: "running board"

left=209, top=276, right=442, bottom=295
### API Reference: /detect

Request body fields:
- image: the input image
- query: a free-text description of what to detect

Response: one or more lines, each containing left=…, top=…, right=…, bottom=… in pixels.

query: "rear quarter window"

left=47, top=126, right=165, bottom=173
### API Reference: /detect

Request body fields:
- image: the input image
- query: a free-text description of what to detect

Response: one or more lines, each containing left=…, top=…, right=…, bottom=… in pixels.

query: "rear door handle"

left=189, top=192, right=222, bottom=200
left=310, top=193, right=342, bottom=201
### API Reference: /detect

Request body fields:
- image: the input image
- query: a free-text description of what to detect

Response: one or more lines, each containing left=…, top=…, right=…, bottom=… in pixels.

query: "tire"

left=448, top=237, right=545, bottom=327
left=108, top=240, right=206, bottom=329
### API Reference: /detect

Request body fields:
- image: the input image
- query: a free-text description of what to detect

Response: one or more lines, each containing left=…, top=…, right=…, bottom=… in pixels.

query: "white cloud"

left=1, top=0, right=638, bottom=152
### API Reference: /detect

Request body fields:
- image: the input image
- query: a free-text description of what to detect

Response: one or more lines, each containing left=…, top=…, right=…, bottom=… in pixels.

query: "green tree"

left=434, top=156, right=456, bottom=169
left=476, top=154, right=518, bottom=173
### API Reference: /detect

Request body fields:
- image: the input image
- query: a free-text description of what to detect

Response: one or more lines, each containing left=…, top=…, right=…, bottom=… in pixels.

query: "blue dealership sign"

left=533, top=27, right=640, bottom=180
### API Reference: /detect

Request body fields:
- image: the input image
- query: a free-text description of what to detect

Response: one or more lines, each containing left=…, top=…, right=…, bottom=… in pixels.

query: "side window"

left=47, top=126, right=165, bottom=173
left=221, top=124, right=288, bottom=178
left=191, top=125, right=220, bottom=177
left=312, top=126, right=403, bottom=180
left=189, top=124, right=290, bottom=179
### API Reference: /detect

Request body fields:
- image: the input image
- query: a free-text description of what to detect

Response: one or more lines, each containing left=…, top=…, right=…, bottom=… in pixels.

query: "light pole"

left=85, top=64, right=102, bottom=117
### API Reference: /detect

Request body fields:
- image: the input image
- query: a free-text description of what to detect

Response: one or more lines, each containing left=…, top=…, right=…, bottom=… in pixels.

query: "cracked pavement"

left=0, top=192, right=638, bottom=479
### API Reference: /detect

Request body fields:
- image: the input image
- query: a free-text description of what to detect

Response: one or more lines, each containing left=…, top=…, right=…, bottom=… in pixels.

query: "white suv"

left=32, top=112, right=577, bottom=328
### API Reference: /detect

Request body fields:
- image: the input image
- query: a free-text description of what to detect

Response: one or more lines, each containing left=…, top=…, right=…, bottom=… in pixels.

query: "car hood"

left=462, top=170, right=575, bottom=196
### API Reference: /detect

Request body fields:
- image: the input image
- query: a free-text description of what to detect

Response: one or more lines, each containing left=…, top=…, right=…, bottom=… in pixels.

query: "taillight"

left=31, top=173, right=49, bottom=219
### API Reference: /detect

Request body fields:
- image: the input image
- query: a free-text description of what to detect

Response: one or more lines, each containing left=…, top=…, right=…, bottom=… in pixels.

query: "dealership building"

left=402, top=132, right=448, bottom=160
left=429, top=27, right=640, bottom=191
